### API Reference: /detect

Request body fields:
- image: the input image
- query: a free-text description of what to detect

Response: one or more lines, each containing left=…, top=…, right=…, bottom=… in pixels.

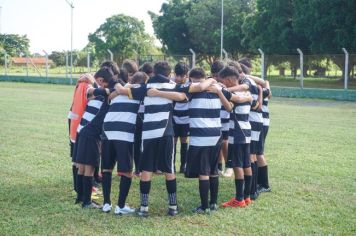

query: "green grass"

left=0, top=82, right=355, bottom=235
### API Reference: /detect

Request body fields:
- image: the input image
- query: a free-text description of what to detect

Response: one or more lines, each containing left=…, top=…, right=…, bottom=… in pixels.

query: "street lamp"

left=65, top=0, right=74, bottom=84
left=220, top=0, right=224, bottom=60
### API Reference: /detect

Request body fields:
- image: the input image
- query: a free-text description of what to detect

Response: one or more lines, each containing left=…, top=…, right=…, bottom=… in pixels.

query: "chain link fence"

left=0, top=50, right=355, bottom=90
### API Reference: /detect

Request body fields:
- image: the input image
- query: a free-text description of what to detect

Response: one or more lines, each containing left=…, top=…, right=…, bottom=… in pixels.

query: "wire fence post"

left=342, top=48, right=349, bottom=90
left=107, top=49, right=113, bottom=61
left=3, top=51, right=7, bottom=76
left=65, top=51, right=68, bottom=79
left=297, top=48, right=304, bottom=89
left=26, top=55, right=29, bottom=77
left=189, top=48, right=196, bottom=68
left=43, top=50, right=49, bottom=79
left=87, top=52, right=91, bottom=73
left=258, top=48, right=265, bottom=80
left=222, top=48, right=228, bottom=62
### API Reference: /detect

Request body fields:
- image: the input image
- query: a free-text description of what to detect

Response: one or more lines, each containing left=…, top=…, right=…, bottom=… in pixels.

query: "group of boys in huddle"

left=68, top=58, right=271, bottom=216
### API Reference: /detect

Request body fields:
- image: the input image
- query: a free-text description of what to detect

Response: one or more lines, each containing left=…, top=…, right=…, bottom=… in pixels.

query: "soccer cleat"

left=210, top=203, right=218, bottom=211
left=250, top=192, right=259, bottom=201
left=114, top=205, right=135, bottom=215
left=244, top=198, right=252, bottom=206
left=257, top=186, right=271, bottom=194
left=192, top=206, right=211, bottom=215
left=223, top=168, right=234, bottom=177
left=136, top=206, right=149, bottom=217
left=168, top=206, right=179, bottom=216
left=221, top=198, right=246, bottom=208
left=82, top=201, right=102, bottom=209
left=74, top=199, right=82, bottom=205
left=102, top=203, right=112, bottom=213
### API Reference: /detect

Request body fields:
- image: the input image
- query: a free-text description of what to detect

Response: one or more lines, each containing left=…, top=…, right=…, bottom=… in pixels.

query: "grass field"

left=0, top=82, right=355, bottom=235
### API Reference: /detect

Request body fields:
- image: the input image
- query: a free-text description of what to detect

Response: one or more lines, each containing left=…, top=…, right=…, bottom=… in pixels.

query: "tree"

left=149, top=0, right=194, bottom=55
left=49, top=51, right=66, bottom=66
left=0, top=34, right=30, bottom=56
left=151, top=0, right=254, bottom=63
left=88, top=14, right=154, bottom=63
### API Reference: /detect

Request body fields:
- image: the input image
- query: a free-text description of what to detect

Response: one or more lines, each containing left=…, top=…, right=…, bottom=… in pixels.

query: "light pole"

left=220, top=0, right=224, bottom=60
left=65, top=0, right=74, bottom=84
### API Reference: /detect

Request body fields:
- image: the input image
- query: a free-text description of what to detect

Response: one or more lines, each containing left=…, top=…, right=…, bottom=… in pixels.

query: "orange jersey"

left=68, top=82, right=90, bottom=142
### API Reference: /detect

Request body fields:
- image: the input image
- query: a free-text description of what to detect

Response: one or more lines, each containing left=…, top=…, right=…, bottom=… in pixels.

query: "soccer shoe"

left=91, top=193, right=99, bottom=201
left=257, top=186, right=271, bottom=194
left=221, top=198, right=246, bottom=208
left=82, top=201, right=102, bottom=209
left=244, top=198, right=253, bottom=206
left=136, top=209, right=149, bottom=217
left=114, top=205, right=136, bottom=215
left=223, top=168, right=234, bottom=178
left=192, top=206, right=211, bottom=215
left=250, top=192, right=259, bottom=201
left=168, top=206, right=179, bottom=216
left=74, top=199, right=82, bottom=205
left=210, top=203, right=218, bottom=211
left=102, top=203, right=112, bottom=213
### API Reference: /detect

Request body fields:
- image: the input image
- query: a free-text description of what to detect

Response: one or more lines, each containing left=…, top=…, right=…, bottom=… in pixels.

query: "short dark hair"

left=119, top=68, right=129, bottom=83
left=122, top=59, right=138, bottom=75
left=100, top=60, right=120, bottom=75
left=218, top=66, right=240, bottom=79
left=154, top=61, right=171, bottom=77
left=139, top=62, right=154, bottom=75
left=226, top=60, right=243, bottom=74
left=210, top=60, right=225, bottom=75
left=240, top=63, right=251, bottom=75
left=94, top=67, right=114, bottom=83
left=174, top=62, right=189, bottom=76
left=131, top=72, right=149, bottom=84
left=238, top=58, right=252, bottom=69
left=189, top=68, right=206, bottom=79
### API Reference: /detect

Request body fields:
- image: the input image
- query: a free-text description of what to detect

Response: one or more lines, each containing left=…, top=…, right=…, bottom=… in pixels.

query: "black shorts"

left=263, top=125, right=269, bottom=140
left=227, top=143, right=251, bottom=168
left=250, top=140, right=261, bottom=155
left=72, top=134, right=80, bottom=163
left=70, top=140, right=74, bottom=159
left=140, top=136, right=174, bottom=173
left=75, top=134, right=100, bottom=167
left=101, top=140, right=133, bottom=173
left=185, top=145, right=221, bottom=178
left=221, top=131, right=229, bottom=140
left=174, top=123, right=189, bottom=138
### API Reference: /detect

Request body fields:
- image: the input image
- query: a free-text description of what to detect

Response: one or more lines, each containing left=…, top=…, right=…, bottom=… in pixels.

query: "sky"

left=0, top=0, right=166, bottom=54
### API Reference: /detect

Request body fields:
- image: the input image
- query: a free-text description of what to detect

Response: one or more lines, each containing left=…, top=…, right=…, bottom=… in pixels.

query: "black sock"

left=251, top=162, right=256, bottom=194
left=235, top=179, right=244, bottom=201
left=244, top=175, right=252, bottom=199
left=254, top=163, right=259, bottom=192
left=118, top=176, right=132, bottom=208
left=180, top=143, right=188, bottom=169
left=140, top=180, right=151, bottom=209
left=72, top=165, right=78, bottom=192
left=257, top=166, right=263, bottom=186
left=166, top=179, right=177, bottom=208
left=260, top=166, right=269, bottom=188
left=209, top=176, right=219, bottom=205
left=218, top=163, right=223, bottom=172
left=199, top=179, right=210, bottom=210
left=102, top=172, right=112, bottom=205
left=82, top=176, right=93, bottom=206
left=76, top=174, right=84, bottom=202
left=94, top=167, right=99, bottom=183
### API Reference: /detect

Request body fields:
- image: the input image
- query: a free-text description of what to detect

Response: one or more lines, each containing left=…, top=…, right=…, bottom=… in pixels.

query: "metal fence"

left=0, top=49, right=355, bottom=90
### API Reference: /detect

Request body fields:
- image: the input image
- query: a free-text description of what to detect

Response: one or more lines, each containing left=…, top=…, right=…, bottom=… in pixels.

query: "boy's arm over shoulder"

left=148, top=88, right=187, bottom=102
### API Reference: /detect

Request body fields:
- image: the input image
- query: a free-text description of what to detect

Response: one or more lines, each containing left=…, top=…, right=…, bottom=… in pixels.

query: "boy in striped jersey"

left=211, top=61, right=233, bottom=177
left=74, top=67, right=114, bottom=209
left=257, top=80, right=272, bottom=193
left=114, top=61, right=188, bottom=217
left=172, top=62, right=190, bottom=173
left=132, top=62, right=154, bottom=176
left=100, top=72, right=149, bottom=215
left=217, top=66, right=254, bottom=208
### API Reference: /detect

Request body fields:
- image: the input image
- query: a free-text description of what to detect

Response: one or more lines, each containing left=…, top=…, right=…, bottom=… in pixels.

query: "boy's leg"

left=180, top=136, right=188, bottom=173
left=199, top=175, right=210, bottom=210
left=82, top=165, right=100, bottom=208
left=75, top=164, right=85, bottom=204
left=115, top=141, right=135, bottom=215
left=139, top=171, right=152, bottom=215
